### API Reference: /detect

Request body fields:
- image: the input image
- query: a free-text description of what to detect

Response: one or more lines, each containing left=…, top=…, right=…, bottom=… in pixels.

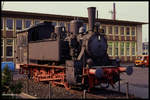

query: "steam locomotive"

left=16, top=7, right=133, bottom=91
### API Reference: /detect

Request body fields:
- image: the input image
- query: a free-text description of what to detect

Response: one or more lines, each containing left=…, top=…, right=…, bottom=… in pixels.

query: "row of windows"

left=101, top=25, right=136, bottom=36
left=2, top=18, right=136, bottom=36
left=1, top=18, right=41, bottom=30
left=1, top=39, right=13, bottom=57
left=107, top=41, right=136, bottom=56
left=1, top=18, right=71, bottom=32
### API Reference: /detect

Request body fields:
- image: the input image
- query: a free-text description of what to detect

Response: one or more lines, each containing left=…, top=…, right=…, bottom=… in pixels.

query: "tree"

left=1, top=64, right=12, bottom=93
left=1, top=64, right=23, bottom=94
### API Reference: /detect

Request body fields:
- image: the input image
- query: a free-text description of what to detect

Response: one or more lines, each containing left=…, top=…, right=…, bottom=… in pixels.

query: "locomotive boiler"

left=16, top=7, right=133, bottom=91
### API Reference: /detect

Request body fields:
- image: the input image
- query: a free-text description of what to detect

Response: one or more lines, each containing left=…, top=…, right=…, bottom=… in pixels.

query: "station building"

left=1, top=10, right=147, bottom=63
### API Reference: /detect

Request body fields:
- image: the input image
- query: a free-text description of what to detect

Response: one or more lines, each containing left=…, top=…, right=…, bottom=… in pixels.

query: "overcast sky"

left=2, top=1, right=149, bottom=42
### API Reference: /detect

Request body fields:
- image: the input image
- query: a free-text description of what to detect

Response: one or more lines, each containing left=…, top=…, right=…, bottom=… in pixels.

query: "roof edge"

left=2, top=10, right=148, bottom=25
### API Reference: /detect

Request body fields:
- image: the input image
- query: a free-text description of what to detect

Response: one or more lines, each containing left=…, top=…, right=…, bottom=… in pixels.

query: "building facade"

left=1, top=10, right=147, bottom=63
left=142, top=42, right=149, bottom=55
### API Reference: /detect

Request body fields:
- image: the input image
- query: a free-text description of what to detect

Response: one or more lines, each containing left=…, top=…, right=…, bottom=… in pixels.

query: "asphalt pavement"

left=108, top=65, right=149, bottom=99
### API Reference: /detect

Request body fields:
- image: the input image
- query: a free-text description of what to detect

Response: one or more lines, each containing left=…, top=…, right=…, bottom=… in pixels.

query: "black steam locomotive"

left=16, top=7, right=132, bottom=90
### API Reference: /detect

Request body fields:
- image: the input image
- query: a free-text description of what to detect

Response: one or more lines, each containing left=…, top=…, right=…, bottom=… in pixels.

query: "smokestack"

left=113, top=3, right=116, bottom=20
left=87, top=7, right=96, bottom=32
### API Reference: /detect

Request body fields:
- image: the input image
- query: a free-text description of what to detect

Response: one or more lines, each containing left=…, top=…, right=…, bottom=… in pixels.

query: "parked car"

left=135, top=55, right=149, bottom=67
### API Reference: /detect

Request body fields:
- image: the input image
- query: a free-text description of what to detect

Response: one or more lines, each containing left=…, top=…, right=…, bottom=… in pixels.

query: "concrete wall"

left=136, top=25, right=142, bottom=56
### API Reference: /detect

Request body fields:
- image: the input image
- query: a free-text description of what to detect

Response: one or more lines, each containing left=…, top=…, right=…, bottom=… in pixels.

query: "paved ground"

left=108, top=64, right=149, bottom=99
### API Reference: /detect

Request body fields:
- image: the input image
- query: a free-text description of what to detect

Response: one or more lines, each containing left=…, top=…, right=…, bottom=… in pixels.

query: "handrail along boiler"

left=16, top=7, right=133, bottom=91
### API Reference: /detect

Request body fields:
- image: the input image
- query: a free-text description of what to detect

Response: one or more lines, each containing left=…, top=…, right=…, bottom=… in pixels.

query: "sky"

left=1, top=1, right=149, bottom=42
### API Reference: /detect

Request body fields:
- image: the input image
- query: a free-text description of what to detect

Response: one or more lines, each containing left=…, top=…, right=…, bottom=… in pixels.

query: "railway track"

left=14, top=76, right=136, bottom=99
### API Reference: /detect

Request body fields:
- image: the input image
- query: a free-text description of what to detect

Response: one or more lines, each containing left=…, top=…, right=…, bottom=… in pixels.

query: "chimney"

left=87, top=7, right=96, bottom=32
left=113, top=3, right=116, bottom=20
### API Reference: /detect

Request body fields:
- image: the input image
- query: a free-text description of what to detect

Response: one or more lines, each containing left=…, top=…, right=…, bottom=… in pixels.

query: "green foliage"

left=2, top=64, right=12, bottom=85
left=1, top=64, right=12, bottom=93
left=1, top=64, right=23, bottom=94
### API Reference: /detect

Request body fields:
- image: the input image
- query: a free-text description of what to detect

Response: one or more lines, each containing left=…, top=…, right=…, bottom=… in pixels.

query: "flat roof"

left=2, top=10, right=148, bottom=26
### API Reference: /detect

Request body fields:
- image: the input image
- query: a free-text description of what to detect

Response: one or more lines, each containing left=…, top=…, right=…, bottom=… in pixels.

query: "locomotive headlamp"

left=98, top=35, right=101, bottom=40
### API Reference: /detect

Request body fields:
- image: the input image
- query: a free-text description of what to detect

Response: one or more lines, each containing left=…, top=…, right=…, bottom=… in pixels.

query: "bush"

left=1, top=64, right=23, bottom=94
left=1, top=64, right=12, bottom=93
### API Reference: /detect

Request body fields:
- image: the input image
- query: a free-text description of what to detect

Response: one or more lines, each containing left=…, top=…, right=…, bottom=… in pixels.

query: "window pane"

left=114, top=26, right=118, bottom=35
left=120, top=42, right=124, bottom=56
left=6, top=18, right=13, bottom=30
left=25, top=20, right=31, bottom=28
left=16, top=19, right=22, bottom=30
left=132, top=42, right=135, bottom=55
left=131, top=27, right=135, bottom=35
left=126, top=42, right=130, bottom=56
left=126, top=27, right=130, bottom=35
left=6, top=39, right=13, bottom=45
left=126, top=42, right=130, bottom=47
left=52, top=22, right=57, bottom=26
left=83, top=24, right=87, bottom=31
left=1, top=18, right=3, bottom=29
left=34, top=20, right=40, bottom=25
left=6, top=46, right=13, bottom=56
left=120, top=27, right=124, bottom=35
left=108, top=26, right=112, bottom=34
